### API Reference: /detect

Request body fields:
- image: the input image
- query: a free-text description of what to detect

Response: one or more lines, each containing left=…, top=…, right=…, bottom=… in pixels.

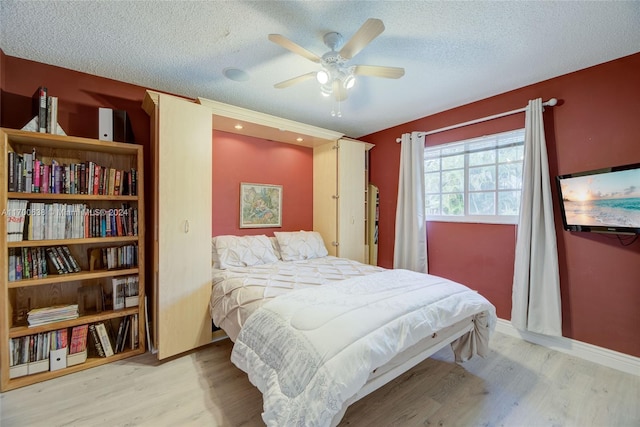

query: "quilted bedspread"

left=210, top=256, right=384, bottom=341
left=230, top=268, right=497, bottom=427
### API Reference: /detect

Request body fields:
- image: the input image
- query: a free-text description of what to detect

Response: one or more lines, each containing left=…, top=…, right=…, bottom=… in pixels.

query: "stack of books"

left=27, top=304, right=79, bottom=327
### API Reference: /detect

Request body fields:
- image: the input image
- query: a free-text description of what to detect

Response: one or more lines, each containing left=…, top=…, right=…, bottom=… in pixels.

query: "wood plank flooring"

left=1, top=332, right=638, bottom=426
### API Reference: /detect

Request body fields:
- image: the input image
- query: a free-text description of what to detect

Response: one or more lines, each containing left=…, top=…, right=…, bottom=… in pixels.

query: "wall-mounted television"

left=556, top=163, right=640, bottom=235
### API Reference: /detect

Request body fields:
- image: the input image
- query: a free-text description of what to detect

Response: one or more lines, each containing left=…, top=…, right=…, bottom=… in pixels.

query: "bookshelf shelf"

left=8, top=236, right=139, bottom=248
left=1, top=127, right=146, bottom=392
left=9, top=307, right=140, bottom=338
left=7, top=192, right=138, bottom=201
left=6, top=347, right=143, bottom=391
left=7, top=268, right=139, bottom=289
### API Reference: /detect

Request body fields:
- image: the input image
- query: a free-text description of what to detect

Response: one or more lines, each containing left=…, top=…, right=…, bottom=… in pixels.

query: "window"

left=424, top=129, right=525, bottom=224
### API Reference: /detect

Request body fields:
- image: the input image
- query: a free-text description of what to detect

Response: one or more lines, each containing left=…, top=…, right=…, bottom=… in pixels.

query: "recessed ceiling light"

left=223, top=67, right=250, bottom=82
left=234, top=124, right=243, bottom=130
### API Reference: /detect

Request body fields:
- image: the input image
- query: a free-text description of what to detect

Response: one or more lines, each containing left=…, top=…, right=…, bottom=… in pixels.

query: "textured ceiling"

left=1, top=1, right=639, bottom=138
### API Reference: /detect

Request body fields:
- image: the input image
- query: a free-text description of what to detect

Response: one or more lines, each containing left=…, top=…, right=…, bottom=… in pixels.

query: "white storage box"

left=50, top=348, right=68, bottom=371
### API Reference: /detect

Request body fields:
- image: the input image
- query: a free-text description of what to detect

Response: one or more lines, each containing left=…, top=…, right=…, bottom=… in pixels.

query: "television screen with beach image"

left=557, top=165, right=640, bottom=232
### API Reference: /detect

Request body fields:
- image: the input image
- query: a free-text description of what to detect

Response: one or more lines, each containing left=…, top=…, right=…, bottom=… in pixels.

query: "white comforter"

left=211, top=256, right=384, bottom=341
left=231, top=268, right=497, bottom=427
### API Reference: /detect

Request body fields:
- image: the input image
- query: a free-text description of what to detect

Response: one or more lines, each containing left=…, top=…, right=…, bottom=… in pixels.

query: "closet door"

left=313, top=141, right=339, bottom=256
left=155, top=93, right=212, bottom=359
left=336, top=139, right=366, bottom=263
left=313, top=139, right=367, bottom=262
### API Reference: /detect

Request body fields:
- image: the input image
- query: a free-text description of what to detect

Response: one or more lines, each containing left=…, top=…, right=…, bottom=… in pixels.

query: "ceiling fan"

left=269, top=18, right=405, bottom=104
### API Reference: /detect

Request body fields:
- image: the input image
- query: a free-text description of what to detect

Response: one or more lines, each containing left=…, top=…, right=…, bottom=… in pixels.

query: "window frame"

left=424, top=128, right=526, bottom=225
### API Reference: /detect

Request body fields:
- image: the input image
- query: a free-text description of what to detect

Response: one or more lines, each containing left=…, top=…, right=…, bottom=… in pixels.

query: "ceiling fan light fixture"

left=343, top=74, right=356, bottom=90
left=316, top=70, right=329, bottom=84
left=320, top=84, right=332, bottom=97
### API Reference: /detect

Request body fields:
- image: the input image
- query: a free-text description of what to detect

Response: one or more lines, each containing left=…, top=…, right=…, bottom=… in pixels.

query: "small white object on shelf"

left=21, top=116, right=67, bottom=135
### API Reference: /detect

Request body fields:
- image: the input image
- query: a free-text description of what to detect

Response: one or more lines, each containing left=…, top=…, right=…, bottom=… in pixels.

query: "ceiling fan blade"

left=274, top=72, right=317, bottom=89
left=333, top=80, right=348, bottom=102
left=268, top=34, right=321, bottom=63
left=339, top=18, right=385, bottom=60
left=353, top=65, right=405, bottom=79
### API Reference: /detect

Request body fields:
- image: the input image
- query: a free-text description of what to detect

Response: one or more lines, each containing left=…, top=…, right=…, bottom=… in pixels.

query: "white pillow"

left=274, top=231, right=328, bottom=261
left=212, top=235, right=279, bottom=269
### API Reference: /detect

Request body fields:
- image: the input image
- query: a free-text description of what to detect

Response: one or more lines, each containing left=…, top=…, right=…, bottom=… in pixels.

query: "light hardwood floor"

left=1, top=332, right=638, bottom=426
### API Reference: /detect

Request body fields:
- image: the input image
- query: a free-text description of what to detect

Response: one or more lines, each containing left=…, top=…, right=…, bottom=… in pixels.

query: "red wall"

left=363, top=53, right=640, bottom=357
left=211, top=130, right=313, bottom=235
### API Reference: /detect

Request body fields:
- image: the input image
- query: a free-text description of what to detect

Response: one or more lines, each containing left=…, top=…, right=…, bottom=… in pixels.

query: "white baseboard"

left=495, top=318, right=640, bottom=377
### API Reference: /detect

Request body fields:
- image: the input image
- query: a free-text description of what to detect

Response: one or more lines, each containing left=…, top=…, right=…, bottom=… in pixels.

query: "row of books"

left=6, top=200, right=139, bottom=241
left=89, top=315, right=139, bottom=357
left=90, top=244, right=138, bottom=271
left=9, top=331, right=52, bottom=367
left=8, top=323, right=104, bottom=372
left=7, top=150, right=138, bottom=196
left=46, top=245, right=81, bottom=275
left=112, top=275, right=140, bottom=310
left=10, top=316, right=138, bottom=367
left=8, top=247, right=49, bottom=281
left=27, top=304, right=79, bottom=327
left=8, top=245, right=82, bottom=281
left=7, top=243, right=139, bottom=282
left=30, top=86, right=60, bottom=134
left=6, top=199, right=28, bottom=242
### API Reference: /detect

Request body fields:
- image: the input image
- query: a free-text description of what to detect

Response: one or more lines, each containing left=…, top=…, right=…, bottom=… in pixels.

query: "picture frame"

left=240, top=183, right=282, bottom=228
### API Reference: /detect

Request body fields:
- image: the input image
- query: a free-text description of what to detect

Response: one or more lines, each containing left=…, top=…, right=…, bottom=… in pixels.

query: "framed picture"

left=240, top=183, right=282, bottom=228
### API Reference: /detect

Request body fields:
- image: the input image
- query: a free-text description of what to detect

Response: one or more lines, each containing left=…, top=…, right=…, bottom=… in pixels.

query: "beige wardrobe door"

left=155, top=94, right=212, bottom=359
left=336, top=139, right=366, bottom=263
left=313, top=139, right=366, bottom=262
left=313, top=141, right=338, bottom=256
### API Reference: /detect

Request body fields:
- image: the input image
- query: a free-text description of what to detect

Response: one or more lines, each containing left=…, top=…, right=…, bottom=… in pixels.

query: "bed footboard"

left=330, top=313, right=487, bottom=427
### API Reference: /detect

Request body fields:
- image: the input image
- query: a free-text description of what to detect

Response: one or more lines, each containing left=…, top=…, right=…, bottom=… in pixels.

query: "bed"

left=210, top=232, right=496, bottom=427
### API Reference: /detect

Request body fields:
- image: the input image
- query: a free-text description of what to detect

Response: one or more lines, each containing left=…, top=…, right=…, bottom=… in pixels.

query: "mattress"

left=210, top=256, right=384, bottom=341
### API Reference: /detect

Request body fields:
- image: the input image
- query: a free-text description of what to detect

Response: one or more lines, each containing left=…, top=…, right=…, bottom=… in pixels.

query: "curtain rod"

left=396, top=98, right=558, bottom=142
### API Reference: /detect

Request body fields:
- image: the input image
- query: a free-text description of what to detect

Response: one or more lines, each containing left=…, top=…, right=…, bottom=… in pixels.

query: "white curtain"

left=511, top=98, right=562, bottom=336
left=394, top=131, right=427, bottom=273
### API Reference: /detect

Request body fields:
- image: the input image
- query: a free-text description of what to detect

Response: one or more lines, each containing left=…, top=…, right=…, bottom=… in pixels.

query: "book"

left=54, top=246, right=74, bottom=274
left=32, top=86, right=48, bottom=133
left=33, top=157, right=41, bottom=193
left=95, top=322, right=114, bottom=357
left=47, top=96, right=58, bottom=134
left=50, top=328, right=68, bottom=350
left=108, top=168, right=116, bottom=195
left=69, top=324, right=88, bottom=354
left=8, top=249, right=16, bottom=282
left=112, top=277, right=125, bottom=310
left=45, top=247, right=65, bottom=274
left=113, top=109, right=135, bottom=143
left=16, top=156, right=24, bottom=192
left=114, top=169, right=121, bottom=195
left=8, top=151, right=16, bottom=191
left=120, top=316, right=131, bottom=353
left=59, top=246, right=81, bottom=273
left=88, top=324, right=105, bottom=357
left=6, top=199, right=28, bottom=242
left=113, top=316, right=131, bottom=353
left=124, top=275, right=139, bottom=308
left=23, top=152, right=33, bottom=194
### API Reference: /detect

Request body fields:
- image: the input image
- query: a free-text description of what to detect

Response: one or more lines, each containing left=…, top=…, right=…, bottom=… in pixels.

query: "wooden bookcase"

left=0, top=128, right=145, bottom=391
